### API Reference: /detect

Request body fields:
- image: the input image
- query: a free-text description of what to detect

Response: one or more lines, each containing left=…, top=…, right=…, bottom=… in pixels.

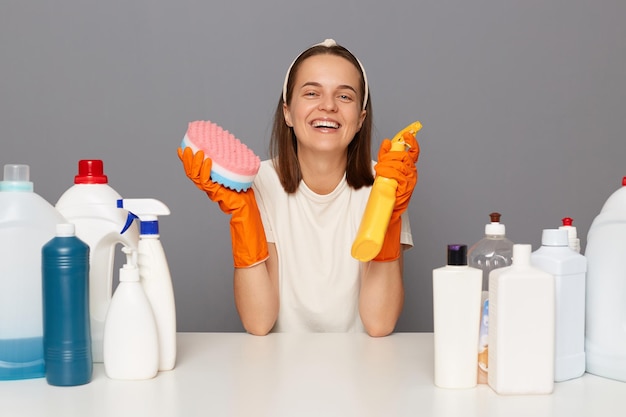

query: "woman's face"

left=283, top=54, right=367, bottom=157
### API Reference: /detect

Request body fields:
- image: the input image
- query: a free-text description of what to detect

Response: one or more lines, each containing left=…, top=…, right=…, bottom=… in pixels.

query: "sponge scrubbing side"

left=182, top=121, right=261, bottom=192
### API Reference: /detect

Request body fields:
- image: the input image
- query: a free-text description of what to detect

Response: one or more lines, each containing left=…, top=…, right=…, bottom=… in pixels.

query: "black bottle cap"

left=447, top=244, right=468, bottom=266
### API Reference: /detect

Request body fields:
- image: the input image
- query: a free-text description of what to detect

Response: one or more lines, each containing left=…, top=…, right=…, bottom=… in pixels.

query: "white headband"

left=282, top=38, right=369, bottom=110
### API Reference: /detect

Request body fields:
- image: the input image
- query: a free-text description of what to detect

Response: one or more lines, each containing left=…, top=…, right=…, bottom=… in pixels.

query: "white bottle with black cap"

left=531, top=229, right=587, bottom=382
left=433, top=244, right=483, bottom=388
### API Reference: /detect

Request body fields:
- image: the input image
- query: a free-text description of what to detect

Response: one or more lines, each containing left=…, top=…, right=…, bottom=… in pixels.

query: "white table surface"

left=1, top=332, right=625, bottom=417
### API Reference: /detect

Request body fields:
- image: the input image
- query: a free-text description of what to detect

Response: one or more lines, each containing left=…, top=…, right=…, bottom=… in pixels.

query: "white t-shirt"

left=253, top=160, right=413, bottom=333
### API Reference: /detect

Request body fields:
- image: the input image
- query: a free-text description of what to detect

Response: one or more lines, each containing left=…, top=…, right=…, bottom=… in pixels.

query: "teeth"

left=312, top=120, right=339, bottom=129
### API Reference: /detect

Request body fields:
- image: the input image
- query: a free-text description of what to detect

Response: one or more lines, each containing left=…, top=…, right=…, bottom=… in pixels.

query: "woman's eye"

left=339, top=94, right=353, bottom=101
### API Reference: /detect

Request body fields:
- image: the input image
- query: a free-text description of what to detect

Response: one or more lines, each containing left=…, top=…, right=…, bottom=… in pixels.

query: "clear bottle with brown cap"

left=467, top=212, right=514, bottom=384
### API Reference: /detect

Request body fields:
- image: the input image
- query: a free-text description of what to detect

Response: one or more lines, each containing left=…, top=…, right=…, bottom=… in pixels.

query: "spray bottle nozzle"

left=122, top=246, right=137, bottom=266
left=561, top=217, right=573, bottom=227
left=489, top=212, right=502, bottom=223
left=118, top=198, right=170, bottom=236
left=119, top=246, right=139, bottom=283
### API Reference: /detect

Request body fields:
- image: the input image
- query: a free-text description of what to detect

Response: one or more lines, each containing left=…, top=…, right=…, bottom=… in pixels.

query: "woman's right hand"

left=178, top=146, right=269, bottom=268
left=178, top=146, right=248, bottom=214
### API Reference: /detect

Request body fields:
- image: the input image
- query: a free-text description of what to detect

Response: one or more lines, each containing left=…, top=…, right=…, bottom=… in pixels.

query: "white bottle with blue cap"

left=118, top=198, right=176, bottom=371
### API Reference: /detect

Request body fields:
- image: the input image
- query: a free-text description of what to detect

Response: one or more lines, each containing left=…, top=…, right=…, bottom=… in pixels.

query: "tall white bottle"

left=433, top=244, right=483, bottom=389
left=488, top=244, right=555, bottom=395
left=118, top=198, right=176, bottom=371
left=55, top=160, right=139, bottom=362
left=103, top=246, right=158, bottom=380
left=531, top=229, right=586, bottom=382
left=467, top=212, right=514, bottom=384
left=585, top=176, right=626, bottom=381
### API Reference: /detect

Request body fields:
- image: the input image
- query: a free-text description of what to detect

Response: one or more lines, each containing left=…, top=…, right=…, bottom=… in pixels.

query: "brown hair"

left=270, top=43, right=374, bottom=193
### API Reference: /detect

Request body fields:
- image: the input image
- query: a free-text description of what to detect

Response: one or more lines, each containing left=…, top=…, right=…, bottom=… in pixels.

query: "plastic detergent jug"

left=55, top=160, right=139, bottom=362
left=0, top=164, right=66, bottom=380
left=585, top=176, right=626, bottom=382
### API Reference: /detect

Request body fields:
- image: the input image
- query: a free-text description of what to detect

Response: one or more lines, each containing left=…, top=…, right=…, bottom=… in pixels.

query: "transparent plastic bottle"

left=0, top=164, right=66, bottom=380
left=467, top=212, right=514, bottom=384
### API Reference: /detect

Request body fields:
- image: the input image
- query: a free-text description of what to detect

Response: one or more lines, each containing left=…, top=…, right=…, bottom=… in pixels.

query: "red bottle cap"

left=74, top=160, right=108, bottom=184
left=562, top=217, right=573, bottom=227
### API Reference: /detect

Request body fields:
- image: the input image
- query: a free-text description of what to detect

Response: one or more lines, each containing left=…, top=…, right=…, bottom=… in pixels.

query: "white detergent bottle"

left=103, top=246, right=158, bottom=380
left=467, top=212, right=514, bottom=384
left=0, top=164, right=66, bottom=380
left=585, top=176, right=626, bottom=382
left=433, top=244, right=483, bottom=389
left=488, top=244, right=555, bottom=395
left=559, top=217, right=581, bottom=253
left=117, top=198, right=176, bottom=371
left=55, top=160, right=139, bottom=362
left=531, top=229, right=586, bottom=382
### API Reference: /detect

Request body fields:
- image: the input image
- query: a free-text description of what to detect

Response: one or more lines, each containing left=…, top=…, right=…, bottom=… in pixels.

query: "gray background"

left=2, top=1, right=625, bottom=333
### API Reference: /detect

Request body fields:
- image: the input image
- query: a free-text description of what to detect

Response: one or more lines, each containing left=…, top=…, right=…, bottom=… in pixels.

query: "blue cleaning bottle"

left=42, top=223, right=92, bottom=386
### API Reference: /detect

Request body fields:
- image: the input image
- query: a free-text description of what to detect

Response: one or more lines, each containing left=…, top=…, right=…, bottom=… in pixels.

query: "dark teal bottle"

left=42, top=223, right=92, bottom=386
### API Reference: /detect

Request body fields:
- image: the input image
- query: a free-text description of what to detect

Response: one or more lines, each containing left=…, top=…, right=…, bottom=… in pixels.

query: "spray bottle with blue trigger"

left=118, top=198, right=177, bottom=371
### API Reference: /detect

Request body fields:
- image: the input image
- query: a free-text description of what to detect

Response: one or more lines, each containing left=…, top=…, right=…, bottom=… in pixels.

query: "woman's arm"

left=359, top=248, right=405, bottom=337
left=234, top=243, right=280, bottom=335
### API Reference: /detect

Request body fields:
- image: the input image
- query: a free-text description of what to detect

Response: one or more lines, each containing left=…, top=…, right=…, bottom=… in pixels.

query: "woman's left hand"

left=374, top=131, right=420, bottom=219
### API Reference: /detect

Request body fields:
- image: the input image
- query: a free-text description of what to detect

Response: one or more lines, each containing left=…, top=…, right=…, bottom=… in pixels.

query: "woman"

left=179, top=39, right=419, bottom=336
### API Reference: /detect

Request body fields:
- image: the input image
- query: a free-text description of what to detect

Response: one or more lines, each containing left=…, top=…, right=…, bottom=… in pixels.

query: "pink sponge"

left=181, top=120, right=261, bottom=192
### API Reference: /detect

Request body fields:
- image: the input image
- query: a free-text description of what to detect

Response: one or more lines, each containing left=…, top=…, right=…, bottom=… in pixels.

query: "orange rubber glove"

left=178, top=147, right=269, bottom=268
left=372, top=131, right=420, bottom=262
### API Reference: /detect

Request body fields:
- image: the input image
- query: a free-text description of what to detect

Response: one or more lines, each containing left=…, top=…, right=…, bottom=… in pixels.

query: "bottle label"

left=477, top=297, right=489, bottom=384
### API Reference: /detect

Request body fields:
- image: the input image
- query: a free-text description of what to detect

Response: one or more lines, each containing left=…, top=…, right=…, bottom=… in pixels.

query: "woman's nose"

left=319, top=95, right=338, bottom=112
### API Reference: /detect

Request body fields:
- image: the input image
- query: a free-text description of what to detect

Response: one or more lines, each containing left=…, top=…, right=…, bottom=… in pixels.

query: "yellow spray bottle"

left=351, top=121, right=422, bottom=262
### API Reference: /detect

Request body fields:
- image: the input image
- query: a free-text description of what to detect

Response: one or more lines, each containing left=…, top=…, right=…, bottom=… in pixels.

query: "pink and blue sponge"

left=182, top=120, right=261, bottom=192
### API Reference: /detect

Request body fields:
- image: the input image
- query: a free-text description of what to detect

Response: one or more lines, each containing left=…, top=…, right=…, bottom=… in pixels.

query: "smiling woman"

left=178, top=39, right=420, bottom=337
left=282, top=54, right=367, bottom=180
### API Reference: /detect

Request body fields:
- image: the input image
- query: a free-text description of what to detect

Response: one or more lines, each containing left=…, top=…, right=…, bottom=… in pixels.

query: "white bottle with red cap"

left=531, top=229, right=587, bottom=382
left=55, top=160, right=139, bottom=363
left=559, top=217, right=581, bottom=253
left=585, top=176, right=626, bottom=382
